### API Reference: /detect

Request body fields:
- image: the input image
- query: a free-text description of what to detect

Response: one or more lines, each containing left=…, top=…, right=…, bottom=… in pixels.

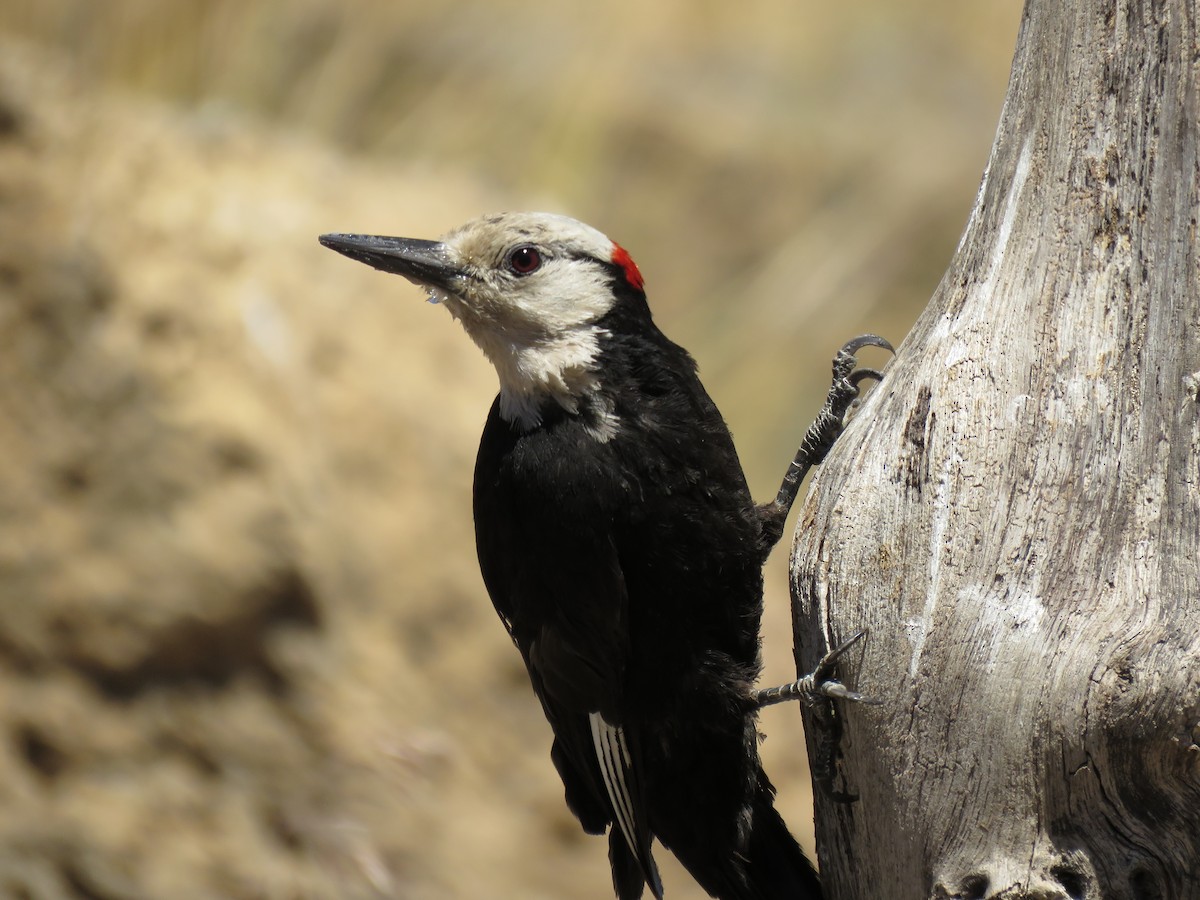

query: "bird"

left=319, top=212, right=888, bottom=900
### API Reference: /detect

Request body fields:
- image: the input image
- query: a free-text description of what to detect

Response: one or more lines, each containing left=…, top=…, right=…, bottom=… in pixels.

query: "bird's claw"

left=848, top=367, right=886, bottom=388
left=752, top=630, right=878, bottom=709
left=829, top=334, right=894, bottom=401
left=815, top=681, right=871, bottom=703
left=838, top=334, right=894, bottom=357
left=766, top=334, right=894, bottom=531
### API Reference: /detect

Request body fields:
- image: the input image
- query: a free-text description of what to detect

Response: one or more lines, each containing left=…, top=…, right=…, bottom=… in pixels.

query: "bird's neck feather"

left=473, top=324, right=616, bottom=436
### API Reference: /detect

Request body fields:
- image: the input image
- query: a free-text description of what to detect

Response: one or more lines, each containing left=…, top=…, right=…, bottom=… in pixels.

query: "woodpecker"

left=319, top=213, right=888, bottom=900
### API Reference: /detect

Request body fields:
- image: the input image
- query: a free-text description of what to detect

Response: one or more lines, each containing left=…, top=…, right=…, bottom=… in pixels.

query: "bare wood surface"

left=790, top=1, right=1200, bottom=897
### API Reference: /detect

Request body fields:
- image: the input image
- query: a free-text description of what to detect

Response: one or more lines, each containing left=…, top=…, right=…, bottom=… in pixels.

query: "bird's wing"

left=519, top=537, right=662, bottom=899
left=588, top=711, right=643, bottom=879
left=472, top=400, right=663, bottom=897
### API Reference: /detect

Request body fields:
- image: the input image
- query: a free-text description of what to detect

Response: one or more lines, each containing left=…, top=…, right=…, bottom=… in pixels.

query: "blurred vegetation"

left=0, top=0, right=1020, bottom=482
left=0, top=2, right=1022, bottom=897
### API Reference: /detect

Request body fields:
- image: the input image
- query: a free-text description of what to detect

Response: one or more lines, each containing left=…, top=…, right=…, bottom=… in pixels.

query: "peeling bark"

left=790, top=1, right=1200, bottom=897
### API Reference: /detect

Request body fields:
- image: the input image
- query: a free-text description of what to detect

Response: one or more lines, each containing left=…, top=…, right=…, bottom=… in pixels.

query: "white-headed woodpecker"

left=319, top=213, right=889, bottom=900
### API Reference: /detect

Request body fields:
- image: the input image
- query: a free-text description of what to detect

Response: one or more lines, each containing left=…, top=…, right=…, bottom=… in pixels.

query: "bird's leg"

left=751, top=630, right=877, bottom=709
left=759, top=334, right=893, bottom=549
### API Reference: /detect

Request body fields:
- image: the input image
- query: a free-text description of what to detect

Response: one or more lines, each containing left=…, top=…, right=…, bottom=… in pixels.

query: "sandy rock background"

left=0, top=3, right=1018, bottom=898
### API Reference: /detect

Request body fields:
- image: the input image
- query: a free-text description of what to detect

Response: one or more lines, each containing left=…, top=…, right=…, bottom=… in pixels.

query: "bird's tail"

left=609, top=827, right=663, bottom=899
left=667, top=778, right=822, bottom=900
left=737, top=789, right=822, bottom=900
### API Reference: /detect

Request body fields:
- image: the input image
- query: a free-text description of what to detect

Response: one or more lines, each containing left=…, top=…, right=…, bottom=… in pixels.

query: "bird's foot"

left=752, top=630, right=879, bottom=709
left=765, top=335, right=894, bottom=537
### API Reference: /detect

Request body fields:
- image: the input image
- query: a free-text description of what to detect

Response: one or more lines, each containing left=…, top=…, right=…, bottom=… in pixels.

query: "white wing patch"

left=588, top=711, right=638, bottom=858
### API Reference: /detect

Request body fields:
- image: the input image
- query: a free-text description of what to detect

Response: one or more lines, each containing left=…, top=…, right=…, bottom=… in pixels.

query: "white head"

left=320, top=212, right=646, bottom=431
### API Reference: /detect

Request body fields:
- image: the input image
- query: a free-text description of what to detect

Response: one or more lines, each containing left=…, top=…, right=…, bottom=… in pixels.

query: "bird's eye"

left=506, top=245, right=542, bottom=276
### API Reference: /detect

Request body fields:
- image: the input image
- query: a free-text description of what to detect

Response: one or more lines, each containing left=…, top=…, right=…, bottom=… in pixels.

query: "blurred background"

left=0, top=2, right=1019, bottom=897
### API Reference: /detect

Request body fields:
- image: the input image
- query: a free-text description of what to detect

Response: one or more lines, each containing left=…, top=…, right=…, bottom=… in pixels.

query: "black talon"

left=848, top=367, right=886, bottom=387
left=811, top=629, right=869, bottom=680
left=839, top=334, right=895, bottom=356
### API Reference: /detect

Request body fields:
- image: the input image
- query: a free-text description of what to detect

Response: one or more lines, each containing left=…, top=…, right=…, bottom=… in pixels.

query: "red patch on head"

left=610, top=242, right=644, bottom=292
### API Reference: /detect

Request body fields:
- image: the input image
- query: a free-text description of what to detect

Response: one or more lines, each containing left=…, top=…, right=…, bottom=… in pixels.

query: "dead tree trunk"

left=790, top=0, right=1200, bottom=897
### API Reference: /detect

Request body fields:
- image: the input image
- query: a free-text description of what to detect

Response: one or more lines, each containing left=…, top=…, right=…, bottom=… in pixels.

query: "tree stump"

left=791, top=0, right=1200, bottom=897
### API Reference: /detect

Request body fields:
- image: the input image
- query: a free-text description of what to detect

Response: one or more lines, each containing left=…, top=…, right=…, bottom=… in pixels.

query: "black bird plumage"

left=473, top=307, right=812, bottom=898
left=319, top=212, right=884, bottom=899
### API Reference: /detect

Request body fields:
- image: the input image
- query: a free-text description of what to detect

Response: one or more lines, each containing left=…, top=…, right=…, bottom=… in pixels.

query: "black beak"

left=318, top=233, right=461, bottom=289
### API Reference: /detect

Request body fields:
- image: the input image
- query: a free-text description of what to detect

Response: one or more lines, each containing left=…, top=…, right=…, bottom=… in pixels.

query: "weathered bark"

left=790, top=1, right=1200, bottom=898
